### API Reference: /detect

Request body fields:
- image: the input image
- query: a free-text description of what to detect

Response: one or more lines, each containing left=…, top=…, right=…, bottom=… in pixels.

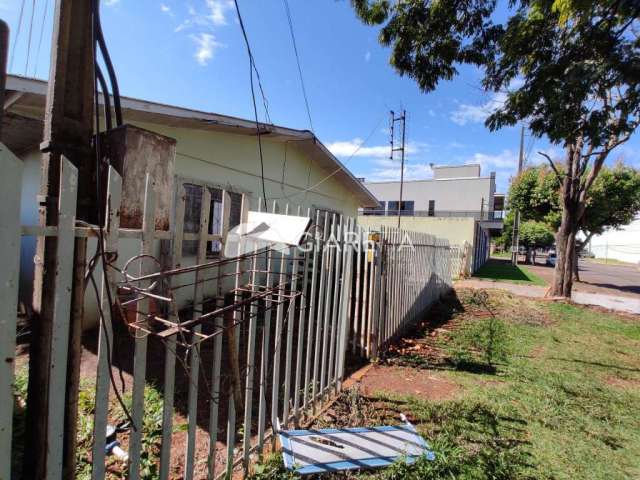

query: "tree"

left=519, top=221, right=555, bottom=263
left=352, top=0, right=640, bottom=296
left=507, top=163, right=640, bottom=276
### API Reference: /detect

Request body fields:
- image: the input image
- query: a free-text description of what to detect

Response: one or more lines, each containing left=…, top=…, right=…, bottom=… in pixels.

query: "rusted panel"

left=103, top=124, right=176, bottom=230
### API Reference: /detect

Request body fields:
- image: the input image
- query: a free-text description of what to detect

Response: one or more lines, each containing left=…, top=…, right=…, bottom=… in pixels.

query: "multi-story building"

left=358, top=164, right=504, bottom=274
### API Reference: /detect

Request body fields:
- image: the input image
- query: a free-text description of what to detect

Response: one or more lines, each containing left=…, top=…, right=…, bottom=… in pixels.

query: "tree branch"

left=538, top=151, right=563, bottom=187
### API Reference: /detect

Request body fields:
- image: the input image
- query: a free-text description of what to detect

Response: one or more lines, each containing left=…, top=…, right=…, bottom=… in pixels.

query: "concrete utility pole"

left=24, top=1, right=95, bottom=478
left=0, top=20, right=8, bottom=140
left=389, top=110, right=406, bottom=228
left=511, top=125, right=525, bottom=265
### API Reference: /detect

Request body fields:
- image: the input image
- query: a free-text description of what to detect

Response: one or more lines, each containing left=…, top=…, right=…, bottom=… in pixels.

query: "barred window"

left=182, top=184, right=243, bottom=256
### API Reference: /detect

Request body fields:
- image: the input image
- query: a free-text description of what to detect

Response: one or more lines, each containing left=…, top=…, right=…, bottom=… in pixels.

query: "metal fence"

left=1, top=145, right=456, bottom=479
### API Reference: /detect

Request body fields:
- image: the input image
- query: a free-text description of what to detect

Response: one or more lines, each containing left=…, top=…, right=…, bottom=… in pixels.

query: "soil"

left=355, top=364, right=459, bottom=400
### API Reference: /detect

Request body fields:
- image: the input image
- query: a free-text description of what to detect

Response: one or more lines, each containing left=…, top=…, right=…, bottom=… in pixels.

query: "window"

left=362, top=201, right=385, bottom=216
left=428, top=200, right=435, bottom=217
left=182, top=183, right=243, bottom=256
left=387, top=200, right=414, bottom=216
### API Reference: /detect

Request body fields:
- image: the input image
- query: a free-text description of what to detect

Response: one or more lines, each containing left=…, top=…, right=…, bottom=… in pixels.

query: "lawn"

left=473, top=258, right=546, bottom=285
left=253, top=289, right=640, bottom=479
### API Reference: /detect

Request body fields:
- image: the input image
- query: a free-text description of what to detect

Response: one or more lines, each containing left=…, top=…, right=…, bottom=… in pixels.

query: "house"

left=3, top=74, right=378, bottom=326
left=358, top=164, right=504, bottom=273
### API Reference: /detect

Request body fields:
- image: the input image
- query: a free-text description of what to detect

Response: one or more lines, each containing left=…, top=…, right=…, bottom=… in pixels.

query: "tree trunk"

left=573, top=249, right=580, bottom=282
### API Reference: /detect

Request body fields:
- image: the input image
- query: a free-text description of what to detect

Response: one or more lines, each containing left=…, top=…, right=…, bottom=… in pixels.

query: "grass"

left=12, top=368, right=164, bottom=479
left=473, top=259, right=546, bottom=285
left=252, top=289, right=640, bottom=479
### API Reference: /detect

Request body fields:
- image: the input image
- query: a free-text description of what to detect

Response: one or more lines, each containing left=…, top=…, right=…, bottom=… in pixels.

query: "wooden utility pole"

left=24, top=1, right=95, bottom=478
left=511, top=125, right=525, bottom=265
left=390, top=110, right=406, bottom=228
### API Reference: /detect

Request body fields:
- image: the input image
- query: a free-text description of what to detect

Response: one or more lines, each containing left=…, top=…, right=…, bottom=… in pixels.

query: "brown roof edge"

left=5, top=74, right=378, bottom=208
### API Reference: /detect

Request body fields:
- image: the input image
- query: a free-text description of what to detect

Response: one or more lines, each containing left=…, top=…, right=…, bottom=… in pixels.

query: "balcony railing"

left=359, top=209, right=505, bottom=221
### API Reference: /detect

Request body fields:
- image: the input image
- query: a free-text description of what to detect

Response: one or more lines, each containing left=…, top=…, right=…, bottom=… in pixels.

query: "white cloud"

left=364, top=51, right=371, bottom=62
left=104, top=0, right=120, bottom=5
left=450, top=91, right=508, bottom=126
left=160, top=3, right=173, bottom=15
left=191, top=33, right=224, bottom=66
left=327, top=138, right=420, bottom=159
left=450, top=80, right=524, bottom=126
left=206, top=0, right=234, bottom=26
left=358, top=161, right=434, bottom=182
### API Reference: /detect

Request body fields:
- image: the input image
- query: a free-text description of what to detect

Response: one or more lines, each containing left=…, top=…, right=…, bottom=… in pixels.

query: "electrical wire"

left=90, top=0, right=135, bottom=429
left=283, top=0, right=314, bottom=133
left=32, top=0, right=49, bottom=78
left=10, top=0, right=27, bottom=71
left=24, top=0, right=36, bottom=75
left=233, top=0, right=268, bottom=211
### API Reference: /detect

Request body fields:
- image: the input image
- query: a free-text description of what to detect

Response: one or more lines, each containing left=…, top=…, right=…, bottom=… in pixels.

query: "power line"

left=233, top=0, right=268, bottom=211
left=32, top=0, right=49, bottom=77
left=9, top=0, right=27, bottom=71
left=24, top=0, right=36, bottom=75
left=282, top=0, right=314, bottom=133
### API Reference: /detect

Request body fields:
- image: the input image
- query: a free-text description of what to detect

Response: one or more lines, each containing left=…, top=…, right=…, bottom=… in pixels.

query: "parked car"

left=546, top=252, right=557, bottom=267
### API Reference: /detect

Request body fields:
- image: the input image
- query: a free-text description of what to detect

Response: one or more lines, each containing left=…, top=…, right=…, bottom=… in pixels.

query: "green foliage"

left=352, top=0, right=640, bottom=149
left=508, top=163, right=640, bottom=237
left=519, top=221, right=555, bottom=248
left=249, top=454, right=299, bottom=479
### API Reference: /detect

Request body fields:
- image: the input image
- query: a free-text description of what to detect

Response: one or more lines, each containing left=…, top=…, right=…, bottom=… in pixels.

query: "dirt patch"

left=356, top=364, right=458, bottom=400
left=605, top=376, right=640, bottom=390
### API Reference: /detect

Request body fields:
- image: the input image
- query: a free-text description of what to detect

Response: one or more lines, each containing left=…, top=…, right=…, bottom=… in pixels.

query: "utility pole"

left=511, top=125, right=525, bottom=265
left=24, top=1, right=95, bottom=478
left=389, top=110, right=406, bottom=228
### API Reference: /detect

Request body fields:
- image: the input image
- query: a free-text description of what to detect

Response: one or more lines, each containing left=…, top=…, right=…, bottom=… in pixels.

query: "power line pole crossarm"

left=389, top=110, right=406, bottom=228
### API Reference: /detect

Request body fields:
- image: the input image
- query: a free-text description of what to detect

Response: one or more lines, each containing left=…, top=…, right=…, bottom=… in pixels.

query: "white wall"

left=364, top=176, right=495, bottom=213
left=587, top=217, right=640, bottom=264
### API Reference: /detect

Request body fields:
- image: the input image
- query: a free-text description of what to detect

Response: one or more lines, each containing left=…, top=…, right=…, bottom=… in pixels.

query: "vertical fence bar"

left=282, top=206, right=301, bottom=426
left=207, top=190, right=231, bottom=479
left=44, top=157, right=78, bottom=480
left=128, top=176, right=156, bottom=480
left=302, top=210, right=321, bottom=413
left=362, top=228, right=370, bottom=356
left=312, top=213, right=329, bottom=410
left=242, top=199, right=263, bottom=473
left=159, top=184, right=186, bottom=480
left=336, top=218, right=354, bottom=388
left=184, top=187, right=211, bottom=480
left=270, top=204, right=289, bottom=437
left=319, top=214, right=336, bottom=398
left=293, top=207, right=311, bottom=424
left=352, top=226, right=362, bottom=355
left=225, top=194, right=250, bottom=479
left=256, top=200, right=278, bottom=453
left=327, top=215, right=343, bottom=391
left=0, top=145, right=22, bottom=480
left=91, top=167, right=123, bottom=480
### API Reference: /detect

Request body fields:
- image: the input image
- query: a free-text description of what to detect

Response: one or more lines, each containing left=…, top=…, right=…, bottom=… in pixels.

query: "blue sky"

left=3, top=0, right=639, bottom=193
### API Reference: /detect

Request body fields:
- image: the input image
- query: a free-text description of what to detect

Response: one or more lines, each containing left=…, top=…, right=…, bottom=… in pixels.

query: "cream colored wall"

left=131, top=121, right=361, bottom=216
left=18, top=124, right=363, bottom=329
left=357, top=216, right=477, bottom=247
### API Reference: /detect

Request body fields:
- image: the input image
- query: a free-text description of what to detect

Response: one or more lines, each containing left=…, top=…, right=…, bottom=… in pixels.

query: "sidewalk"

left=456, top=279, right=640, bottom=315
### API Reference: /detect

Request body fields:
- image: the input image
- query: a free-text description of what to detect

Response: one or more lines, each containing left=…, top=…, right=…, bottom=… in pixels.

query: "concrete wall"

left=363, top=175, right=495, bottom=212
left=357, top=216, right=477, bottom=247
left=586, top=217, right=640, bottom=264
left=432, top=164, right=480, bottom=179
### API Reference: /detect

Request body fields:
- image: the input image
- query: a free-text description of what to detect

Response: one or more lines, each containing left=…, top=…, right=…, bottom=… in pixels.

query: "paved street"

left=527, top=258, right=640, bottom=298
